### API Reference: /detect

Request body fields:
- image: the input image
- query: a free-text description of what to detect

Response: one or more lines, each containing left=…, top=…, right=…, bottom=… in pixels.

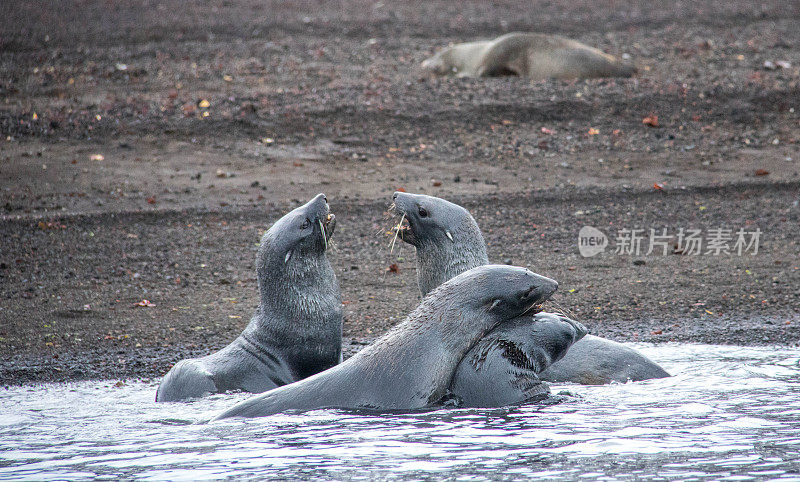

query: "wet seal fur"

left=156, top=194, right=342, bottom=402
left=212, top=265, right=558, bottom=419
left=451, top=312, right=586, bottom=407
left=392, top=192, right=669, bottom=387
left=421, top=32, right=635, bottom=80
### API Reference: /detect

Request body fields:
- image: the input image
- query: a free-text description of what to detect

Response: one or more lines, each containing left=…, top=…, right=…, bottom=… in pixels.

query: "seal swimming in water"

left=212, top=265, right=562, bottom=419
left=450, top=311, right=587, bottom=407
left=391, top=192, right=670, bottom=385
left=156, top=193, right=342, bottom=402
left=421, top=32, right=635, bottom=80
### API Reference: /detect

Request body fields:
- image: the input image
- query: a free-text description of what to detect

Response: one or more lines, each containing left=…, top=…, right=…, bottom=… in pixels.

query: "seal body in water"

left=421, top=32, right=635, bottom=80
left=392, top=192, right=669, bottom=386
left=450, top=311, right=587, bottom=407
left=156, top=194, right=342, bottom=402
left=213, top=265, right=559, bottom=419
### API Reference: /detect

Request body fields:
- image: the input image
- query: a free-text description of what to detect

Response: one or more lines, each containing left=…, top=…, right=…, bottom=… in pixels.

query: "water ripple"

left=1, top=344, right=799, bottom=480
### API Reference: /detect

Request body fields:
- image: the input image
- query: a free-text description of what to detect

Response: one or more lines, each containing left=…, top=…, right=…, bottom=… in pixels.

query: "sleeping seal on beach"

left=421, top=32, right=635, bottom=80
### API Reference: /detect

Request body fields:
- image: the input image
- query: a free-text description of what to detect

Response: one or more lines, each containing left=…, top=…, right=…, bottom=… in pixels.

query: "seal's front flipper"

left=156, top=359, right=218, bottom=402
left=510, top=373, right=551, bottom=403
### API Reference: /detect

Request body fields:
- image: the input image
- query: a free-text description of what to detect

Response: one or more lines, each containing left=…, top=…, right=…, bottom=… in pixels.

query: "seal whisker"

left=319, top=219, right=327, bottom=251
left=374, top=213, right=397, bottom=239
left=521, top=300, right=546, bottom=316
left=389, top=213, right=405, bottom=254
left=548, top=299, right=577, bottom=319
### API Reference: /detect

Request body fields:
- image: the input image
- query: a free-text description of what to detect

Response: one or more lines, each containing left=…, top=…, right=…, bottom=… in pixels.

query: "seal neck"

left=254, top=250, right=340, bottom=337
left=416, top=222, right=489, bottom=296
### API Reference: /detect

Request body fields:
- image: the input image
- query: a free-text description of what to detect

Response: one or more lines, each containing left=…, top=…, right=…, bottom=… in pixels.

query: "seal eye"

left=301, top=219, right=310, bottom=230
left=418, top=207, right=428, bottom=218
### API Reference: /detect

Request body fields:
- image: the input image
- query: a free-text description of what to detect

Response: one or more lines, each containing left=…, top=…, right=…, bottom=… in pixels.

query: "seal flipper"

left=509, top=372, right=551, bottom=403
left=156, top=359, right=218, bottom=402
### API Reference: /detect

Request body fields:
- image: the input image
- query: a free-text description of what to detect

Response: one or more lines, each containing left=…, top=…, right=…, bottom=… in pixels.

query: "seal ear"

left=284, top=250, right=292, bottom=264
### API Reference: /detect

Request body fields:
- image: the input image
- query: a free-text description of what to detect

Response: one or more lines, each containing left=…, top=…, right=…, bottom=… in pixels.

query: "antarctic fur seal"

left=156, top=193, right=342, bottom=402
left=451, top=311, right=587, bottom=407
left=391, top=191, right=670, bottom=385
left=212, top=265, right=559, bottom=419
left=421, top=32, right=635, bottom=80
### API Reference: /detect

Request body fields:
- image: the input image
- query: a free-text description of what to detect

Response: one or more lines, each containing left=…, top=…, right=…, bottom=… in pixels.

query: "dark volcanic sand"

left=1, top=0, right=799, bottom=385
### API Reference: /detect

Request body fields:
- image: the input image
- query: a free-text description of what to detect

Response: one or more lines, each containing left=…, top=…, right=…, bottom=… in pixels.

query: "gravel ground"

left=1, top=0, right=799, bottom=385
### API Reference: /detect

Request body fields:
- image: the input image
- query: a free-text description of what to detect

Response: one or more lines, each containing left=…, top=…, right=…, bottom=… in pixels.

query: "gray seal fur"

left=212, top=265, right=558, bottom=419
left=450, top=312, right=587, bottom=407
left=156, top=193, right=342, bottom=402
left=392, top=193, right=488, bottom=296
left=392, top=191, right=669, bottom=385
left=421, top=32, right=635, bottom=80
left=536, top=336, right=668, bottom=385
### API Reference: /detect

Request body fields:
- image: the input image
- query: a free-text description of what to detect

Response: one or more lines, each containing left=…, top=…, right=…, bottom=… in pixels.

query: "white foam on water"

left=1, top=344, right=799, bottom=480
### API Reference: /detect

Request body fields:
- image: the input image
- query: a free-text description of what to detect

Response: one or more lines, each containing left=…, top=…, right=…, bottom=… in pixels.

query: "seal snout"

left=390, top=192, right=417, bottom=245
left=391, top=192, right=411, bottom=216
left=310, top=193, right=330, bottom=217
left=307, top=193, right=335, bottom=248
left=520, top=274, right=558, bottom=314
left=569, top=318, right=589, bottom=342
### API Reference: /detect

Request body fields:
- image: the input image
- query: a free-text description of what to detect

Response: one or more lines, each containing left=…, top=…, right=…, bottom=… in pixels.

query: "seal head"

left=392, top=191, right=489, bottom=296
left=450, top=312, right=587, bottom=407
left=260, top=193, right=335, bottom=269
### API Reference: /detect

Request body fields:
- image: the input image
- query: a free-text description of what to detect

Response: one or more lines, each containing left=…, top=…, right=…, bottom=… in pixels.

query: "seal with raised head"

left=212, top=265, right=559, bottom=419
left=391, top=191, right=670, bottom=385
left=156, top=193, right=341, bottom=402
left=421, top=32, right=635, bottom=80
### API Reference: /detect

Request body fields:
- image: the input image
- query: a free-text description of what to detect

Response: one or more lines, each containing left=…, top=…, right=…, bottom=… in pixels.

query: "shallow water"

left=1, top=344, right=799, bottom=480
